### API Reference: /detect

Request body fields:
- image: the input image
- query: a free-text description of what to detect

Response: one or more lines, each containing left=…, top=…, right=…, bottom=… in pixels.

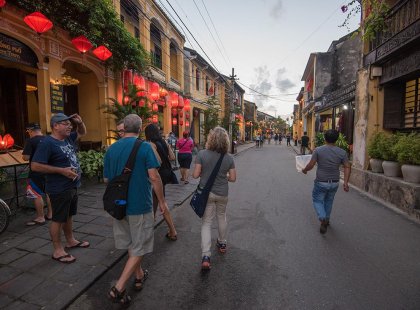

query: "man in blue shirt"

left=104, top=114, right=168, bottom=306
left=32, top=113, right=87, bottom=264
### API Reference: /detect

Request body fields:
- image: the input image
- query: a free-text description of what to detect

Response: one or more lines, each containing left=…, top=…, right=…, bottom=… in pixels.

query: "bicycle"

left=0, top=198, right=11, bottom=234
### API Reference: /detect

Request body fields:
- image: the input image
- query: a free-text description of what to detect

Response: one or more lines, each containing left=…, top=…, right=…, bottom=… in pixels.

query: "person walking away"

left=268, top=134, right=271, bottom=144
left=22, top=123, right=52, bottom=225
left=31, top=113, right=88, bottom=264
left=294, top=132, right=298, bottom=146
left=260, top=134, right=264, bottom=147
left=302, top=129, right=351, bottom=234
left=144, top=124, right=177, bottom=241
left=279, top=134, right=283, bottom=145
left=104, top=114, right=169, bottom=306
left=255, top=134, right=260, bottom=148
left=274, top=133, right=279, bottom=145
left=301, top=132, right=310, bottom=155
left=286, top=133, right=291, bottom=146
left=176, top=131, right=194, bottom=184
left=192, top=127, right=236, bottom=270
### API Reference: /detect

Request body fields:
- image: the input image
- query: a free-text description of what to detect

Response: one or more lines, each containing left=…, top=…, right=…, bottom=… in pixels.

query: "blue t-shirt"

left=22, top=135, right=44, bottom=179
left=103, top=137, right=160, bottom=215
left=32, top=132, right=81, bottom=194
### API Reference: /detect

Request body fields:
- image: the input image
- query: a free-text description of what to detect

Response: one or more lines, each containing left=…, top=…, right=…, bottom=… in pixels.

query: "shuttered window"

left=404, top=79, right=420, bottom=128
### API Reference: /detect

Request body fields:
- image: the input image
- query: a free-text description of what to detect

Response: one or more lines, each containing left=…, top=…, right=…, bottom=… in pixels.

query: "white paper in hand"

left=296, top=155, right=312, bottom=172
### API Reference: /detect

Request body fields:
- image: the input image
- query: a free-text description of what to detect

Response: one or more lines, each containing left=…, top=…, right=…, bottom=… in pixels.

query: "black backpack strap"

left=123, top=139, right=143, bottom=173
left=203, top=153, right=225, bottom=191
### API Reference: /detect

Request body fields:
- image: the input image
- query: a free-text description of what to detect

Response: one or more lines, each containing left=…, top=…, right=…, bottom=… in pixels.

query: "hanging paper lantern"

left=71, top=35, right=92, bottom=53
left=152, top=103, right=158, bottom=112
left=149, top=82, right=160, bottom=101
left=137, top=90, right=146, bottom=97
left=159, top=87, right=168, bottom=98
left=185, top=120, right=190, bottom=128
left=152, top=115, right=158, bottom=123
left=172, top=117, right=177, bottom=126
left=177, top=95, right=184, bottom=110
left=179, top=120, right=184, bottom=126
left=179, top=111, right=184, bottom=118
left=139, top=99, right=145, bottom=107
left=93, top=45, right=112, bottom=61
left=23, top=12, right=53, bottom=34
left=185, top=112, right=190, bottom=120
left=171, top=109, right=178, bottom=117
left=0, top=0, right=7, bottom=8
left=0, top=134, right=14, bottom=150
left=184, top=98, right=190, bottom=111
left=170, top=92, right=178, bottom=108
left=133, top=74, right=146, bottom=91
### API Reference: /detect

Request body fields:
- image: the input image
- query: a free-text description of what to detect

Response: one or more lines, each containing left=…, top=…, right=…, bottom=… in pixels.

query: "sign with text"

left=0, top=33, right=38, bottom=67
left=50, top=84, right=64, bottom=113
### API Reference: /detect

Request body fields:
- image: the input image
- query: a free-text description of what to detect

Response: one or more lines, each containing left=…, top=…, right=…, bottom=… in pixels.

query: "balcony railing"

left=368, top=0, right=420, bottom=56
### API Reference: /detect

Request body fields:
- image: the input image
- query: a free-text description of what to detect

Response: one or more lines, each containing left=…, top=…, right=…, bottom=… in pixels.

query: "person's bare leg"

left=50, top=221, right=74, bottom=261
left=33, top=196, right=46, bottom=222
left=45, top=195, right=52, bottom=219
left=114, top=255, right=142, bottom=292
left=162, top=206, right=177, bottom=238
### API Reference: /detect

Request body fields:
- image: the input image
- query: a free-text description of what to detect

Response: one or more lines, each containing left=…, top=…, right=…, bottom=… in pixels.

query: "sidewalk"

left=0, top=141, right=255, bottom=310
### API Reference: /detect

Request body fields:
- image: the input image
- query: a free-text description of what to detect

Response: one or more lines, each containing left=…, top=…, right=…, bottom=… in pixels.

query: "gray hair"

left=123, top=114, right=142, bottom=134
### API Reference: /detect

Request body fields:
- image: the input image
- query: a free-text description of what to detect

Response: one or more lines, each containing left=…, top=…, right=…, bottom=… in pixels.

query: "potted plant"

left=393, top=133, right=420, bottom=183
left=380, top=133, right=402, bottom=177
left=77, top=150, right=105, bottom=182
left=367, top=132, right=385, bottom=173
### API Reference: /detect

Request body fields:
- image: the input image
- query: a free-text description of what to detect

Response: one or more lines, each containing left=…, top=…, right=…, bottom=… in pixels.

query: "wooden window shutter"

left=383, top=83, right=404, bottom=129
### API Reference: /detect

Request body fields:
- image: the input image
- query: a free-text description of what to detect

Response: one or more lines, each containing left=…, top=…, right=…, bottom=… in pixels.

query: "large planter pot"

left=401, top=164, right=420, bottom=183
left=370, top=158, right=384, bottom=173
left=382, top=161, right=402, bottom=177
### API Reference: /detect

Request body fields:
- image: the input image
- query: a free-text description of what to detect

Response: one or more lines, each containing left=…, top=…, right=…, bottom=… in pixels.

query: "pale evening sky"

left=159, top=0, right=360, bottom=119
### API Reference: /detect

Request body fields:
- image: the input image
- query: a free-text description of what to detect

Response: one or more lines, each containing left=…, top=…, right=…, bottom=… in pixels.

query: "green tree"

left=203, top=97, right=221, bottom=142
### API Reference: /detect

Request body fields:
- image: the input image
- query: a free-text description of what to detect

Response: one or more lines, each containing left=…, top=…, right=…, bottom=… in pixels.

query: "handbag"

left=103, top=139, right=143, bottom=220
left=190, top=153, right=225, bottom=218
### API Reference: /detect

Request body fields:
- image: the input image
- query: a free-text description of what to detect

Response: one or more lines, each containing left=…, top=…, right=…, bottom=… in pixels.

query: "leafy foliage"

left=203, top=97, right=221, bottom=142
left=77, top=150, right=104, bottom=179
left=367, top=132, right=385, bottom=159
left=0, top=168, right=7, bottom=183
left=335, top=133, right=349, bottom=153
left=392, top=133, right=420, bottom=165
left=315, top=132, right=325, bottom=147
left=380, top=133, right=402, bottom=161
left=9, top=0, right=149, bottom=71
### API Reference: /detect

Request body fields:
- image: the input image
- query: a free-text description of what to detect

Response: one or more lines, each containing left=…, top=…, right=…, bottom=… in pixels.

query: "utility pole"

left=229, top=68, right=237, bottom=154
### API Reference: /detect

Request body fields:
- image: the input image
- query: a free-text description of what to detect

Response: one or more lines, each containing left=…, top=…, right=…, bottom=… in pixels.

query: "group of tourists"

left=22, top=113, right=237, bottom=306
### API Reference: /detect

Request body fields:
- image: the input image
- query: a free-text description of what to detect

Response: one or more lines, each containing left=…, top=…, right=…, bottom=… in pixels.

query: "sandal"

left=134, top=269, right=149, bottom=291
left=108, top=286, right=131, bottom=306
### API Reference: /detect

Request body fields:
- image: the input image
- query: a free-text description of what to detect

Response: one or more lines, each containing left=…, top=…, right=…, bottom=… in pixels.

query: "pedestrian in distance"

left=274, top=133, right=279, bottom=145
left=302, top=129, right=351, bottom=234
left=31, top=113, right=89, bottom=264
left=104, top=114, right=169, bottom=306
left=22, top=123, right=52, bottom=226
left=301, top=132, right=310, bottom=155
left=255, top=134, right=260, bottom=148
left=268, top=133, right=272, bottom=144
left=192, top=127, right=236, bottom=270
left=294, top=132, right=298, bottom=146
left=260, top=133, right=264, bottom=147
left=144, top=123, right=178, bottom=241
left=279, top=134, right=283, bottom=145
left=176, top=131, right=194, bottom=184
left=286, top=133, right=291, bottom=146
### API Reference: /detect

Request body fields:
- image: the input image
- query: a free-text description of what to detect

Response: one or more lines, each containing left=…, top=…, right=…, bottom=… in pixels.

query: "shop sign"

left=50, top=84, right=64, bottom=113
left=0, top=33, right=38, bottom=67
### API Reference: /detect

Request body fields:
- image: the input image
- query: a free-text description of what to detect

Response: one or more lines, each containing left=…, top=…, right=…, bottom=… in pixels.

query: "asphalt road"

left=68, top=143, right=420, bottom=310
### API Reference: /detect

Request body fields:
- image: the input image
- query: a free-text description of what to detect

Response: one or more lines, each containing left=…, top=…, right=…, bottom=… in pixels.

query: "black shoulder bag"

left=103, top=139, right=143, bottom=220
left=190, top=153, right=225, bottom=218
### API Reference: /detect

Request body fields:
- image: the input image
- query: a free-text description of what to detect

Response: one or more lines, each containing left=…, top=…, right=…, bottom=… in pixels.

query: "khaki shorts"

left=113, top=212, right=154, bottom=257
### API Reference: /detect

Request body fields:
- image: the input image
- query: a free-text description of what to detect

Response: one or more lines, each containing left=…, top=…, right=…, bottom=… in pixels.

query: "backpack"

left=103, top=139, right=143, bottom=220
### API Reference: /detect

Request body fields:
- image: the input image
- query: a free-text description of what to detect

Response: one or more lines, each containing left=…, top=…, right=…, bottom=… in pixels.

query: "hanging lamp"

left=71, top=35, right=92, bottom=53
left=23, top=12, right=53, bottom=34
left=93, top=45, right=112, bottom=61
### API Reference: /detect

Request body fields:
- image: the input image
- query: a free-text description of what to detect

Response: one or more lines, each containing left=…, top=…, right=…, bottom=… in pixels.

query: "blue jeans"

left=312, top=181, right=339, bottom=221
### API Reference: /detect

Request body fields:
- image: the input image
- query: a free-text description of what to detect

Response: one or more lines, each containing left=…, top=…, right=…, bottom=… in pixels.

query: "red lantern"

left=23, top=12, right=53, bottom=34
left=123, top=70, right=132, bottom=91
left=171, top=109, right=178, bottom=117
left=184, top=98, right=190, bottom=111
left=71, top=35, right=92, bottom=53
left=152, top=115, right=158, bottom=123
left=133, top=74, right=146, bottom=91
left=178, top=95, right=184, bottom=109
left=0, top=0, right=6, bottom=8
left=180, top=120, right=184, bottom=126
left=172, top=117, right=177, bottom=126
left=159, top=87, right=168, bottom=98
left=0, top=134, right=14, bottom=150
left=185, top=120, right=190, bottom=128
left=179, top=111, right=183, bottom=118
left=139, top=99, right=145, bottom=107
left=149, top=82, right=160, bottom=101
left=93, top=45, right=112, bottom=61
left=170, top=92, right=178, bottom=108
left=185, top=112, right=190, bottom=120
left=152, top=103, right=158, bottom=112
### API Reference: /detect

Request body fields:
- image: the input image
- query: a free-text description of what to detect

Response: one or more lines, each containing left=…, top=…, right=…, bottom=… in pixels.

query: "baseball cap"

left=50, top=113, right=72, bottom=127
left=25, top=123, right=41, bottom=130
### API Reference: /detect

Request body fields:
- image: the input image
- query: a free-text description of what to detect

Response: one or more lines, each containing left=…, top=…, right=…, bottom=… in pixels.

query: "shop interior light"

left=26, top=85, right=38, bottom=92
left=55, top=75, right=79, bottom=86
left=23, top=12, right=53, bottom=34
left=343, top=105, right=348, bottom=110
